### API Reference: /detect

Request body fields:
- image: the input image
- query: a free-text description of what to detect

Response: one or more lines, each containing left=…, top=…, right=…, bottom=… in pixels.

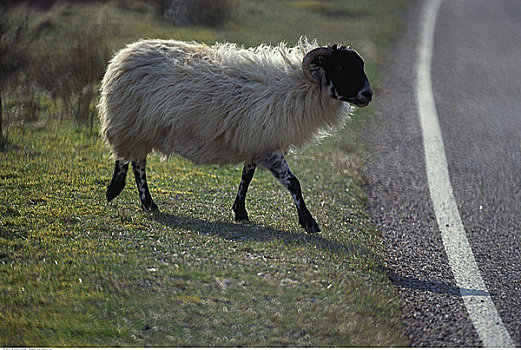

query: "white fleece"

left=98, top=37, right=350, bottom=165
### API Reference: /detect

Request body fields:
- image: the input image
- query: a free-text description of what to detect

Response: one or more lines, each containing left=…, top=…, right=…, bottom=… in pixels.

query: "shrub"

left=60, top=26, right=110, bottom=128
left=34, top=25, right=110, bottom=129
left=1, top=3, right=111, bottom=131
left=163, top=0, right=233, bottom=27
left=1, top=6, right=34, bottom=141
left=0, top=6, right=30, bottom=84
left=0, top=93, right=5, bottom=148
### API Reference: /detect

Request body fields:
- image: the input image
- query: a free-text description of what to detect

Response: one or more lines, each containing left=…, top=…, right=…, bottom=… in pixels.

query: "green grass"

left=1, top=118, right=406, bottom=347
left=1, top=0, right=409, bottom=346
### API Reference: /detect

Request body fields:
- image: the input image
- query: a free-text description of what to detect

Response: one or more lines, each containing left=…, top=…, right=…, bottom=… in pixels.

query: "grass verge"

left=1, top=0, right=409, bottom=346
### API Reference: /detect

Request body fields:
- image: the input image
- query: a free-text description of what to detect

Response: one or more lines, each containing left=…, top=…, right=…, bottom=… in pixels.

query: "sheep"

left=98, top=37, right=372, bottom=233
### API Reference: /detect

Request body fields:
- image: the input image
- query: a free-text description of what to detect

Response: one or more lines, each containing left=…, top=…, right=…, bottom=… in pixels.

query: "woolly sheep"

left=98, top=37, right=372, bottom=233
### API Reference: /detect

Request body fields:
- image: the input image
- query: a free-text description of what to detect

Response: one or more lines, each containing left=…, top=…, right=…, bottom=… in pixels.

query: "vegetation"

left=163, top=0, right=234, bottom=26
left=1, top=0, right=409, bottom=346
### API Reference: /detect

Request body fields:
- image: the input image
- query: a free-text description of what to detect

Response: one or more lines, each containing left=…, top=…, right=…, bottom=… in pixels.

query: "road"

left=364, top=0, right=521, bottom=346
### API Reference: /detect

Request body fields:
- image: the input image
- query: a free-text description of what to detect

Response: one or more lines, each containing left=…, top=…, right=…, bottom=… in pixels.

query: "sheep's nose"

left=361, top=88, right=373, bottom=100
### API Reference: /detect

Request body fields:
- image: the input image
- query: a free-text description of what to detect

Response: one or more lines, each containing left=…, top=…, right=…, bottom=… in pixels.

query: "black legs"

left=106, top=158, right=157, bottom=212
left=232, top=162, right=257, bottom=221
left=260, top=153, right=320, bottom=233
left=232, top=153, right=320, bottom=233
left=107, top=153, right=319, bottom=233
left=106, top=160, right=129, bottom=203
left=131, top=159, right=158, bottom=211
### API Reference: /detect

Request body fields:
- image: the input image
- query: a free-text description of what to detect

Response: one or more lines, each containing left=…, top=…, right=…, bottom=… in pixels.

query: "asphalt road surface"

left=365, top=0, right=521, bottom=346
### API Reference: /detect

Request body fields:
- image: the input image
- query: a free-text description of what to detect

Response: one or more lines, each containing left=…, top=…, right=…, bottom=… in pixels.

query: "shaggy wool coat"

left=98, top=37, right=350, bottom=165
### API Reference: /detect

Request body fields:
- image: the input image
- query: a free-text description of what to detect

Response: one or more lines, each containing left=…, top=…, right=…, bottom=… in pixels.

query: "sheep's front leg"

left=262, top=153, right=320, bottom=233
left=232, top=162, right=257, bottom=221
left=107, top=160, right=129, bottom=202
left=132, top=158, right=158, bottom=212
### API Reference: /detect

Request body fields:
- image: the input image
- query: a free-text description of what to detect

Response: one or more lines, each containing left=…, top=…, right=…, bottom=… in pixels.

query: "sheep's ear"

left=302, top=47, right=333, bottom=83
left=307, top=62, right=326, bottom=83
left=328, top=44, right=350, bottom=51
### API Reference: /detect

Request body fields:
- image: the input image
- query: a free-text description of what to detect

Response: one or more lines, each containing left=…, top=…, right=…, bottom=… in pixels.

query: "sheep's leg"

left=262, top=153, right=320, bottom=233
left=107, top=160, right=129, bottom=202
left=131, top=158, right=158, bottom=212
left=232, top=162, right=257, bottom=221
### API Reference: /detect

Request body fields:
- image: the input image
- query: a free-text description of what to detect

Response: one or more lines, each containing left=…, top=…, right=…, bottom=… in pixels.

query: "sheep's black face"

left=319, top=45, right=373, bottom=107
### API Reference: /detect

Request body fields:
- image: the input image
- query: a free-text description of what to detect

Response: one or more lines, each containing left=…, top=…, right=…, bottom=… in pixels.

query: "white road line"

left=415, top=0, right=515, bottom=347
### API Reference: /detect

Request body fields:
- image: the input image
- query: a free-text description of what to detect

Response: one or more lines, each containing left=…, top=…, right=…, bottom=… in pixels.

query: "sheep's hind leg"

left=232, top=162, right=257, bottom=221
left=107, top=160, right=129, bottom=202
left=262, top=153, right=320, bottom=233
left=132, top=158, right=158, bottom=212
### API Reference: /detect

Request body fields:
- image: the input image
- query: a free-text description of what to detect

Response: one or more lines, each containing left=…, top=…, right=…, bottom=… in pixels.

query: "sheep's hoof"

left=300, top=215, right=321, bottom=233
left=303, top=221, right=321, bottom=233
left=232, top=203, right=249, bottom=222
left=142, top=201, right=159, bottom=213
left=106, top=182, right=125, bottom=203
left=234, top=210, right=250, bottom=222
left=235, top=214, right=249, bottom=222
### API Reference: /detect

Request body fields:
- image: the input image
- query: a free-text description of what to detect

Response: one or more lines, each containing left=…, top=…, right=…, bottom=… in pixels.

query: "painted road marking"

left=415, top=0, right=515, bottom=347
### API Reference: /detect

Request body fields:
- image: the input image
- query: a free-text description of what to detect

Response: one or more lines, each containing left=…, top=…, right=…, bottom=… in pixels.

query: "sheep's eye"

left=335, top=65, right=343, bottom=72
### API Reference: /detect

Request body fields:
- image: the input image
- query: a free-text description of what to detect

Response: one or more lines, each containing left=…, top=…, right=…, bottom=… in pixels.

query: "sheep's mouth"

left=348, top=98, right=371, bottom=107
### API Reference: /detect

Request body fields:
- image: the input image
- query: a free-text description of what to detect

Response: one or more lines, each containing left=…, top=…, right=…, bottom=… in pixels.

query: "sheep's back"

left=99, top=39, right=210, bottom=161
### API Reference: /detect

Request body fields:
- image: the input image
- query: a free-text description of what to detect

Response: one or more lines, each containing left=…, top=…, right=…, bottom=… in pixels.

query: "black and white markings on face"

left=321, top=47, right=373, bottom=107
